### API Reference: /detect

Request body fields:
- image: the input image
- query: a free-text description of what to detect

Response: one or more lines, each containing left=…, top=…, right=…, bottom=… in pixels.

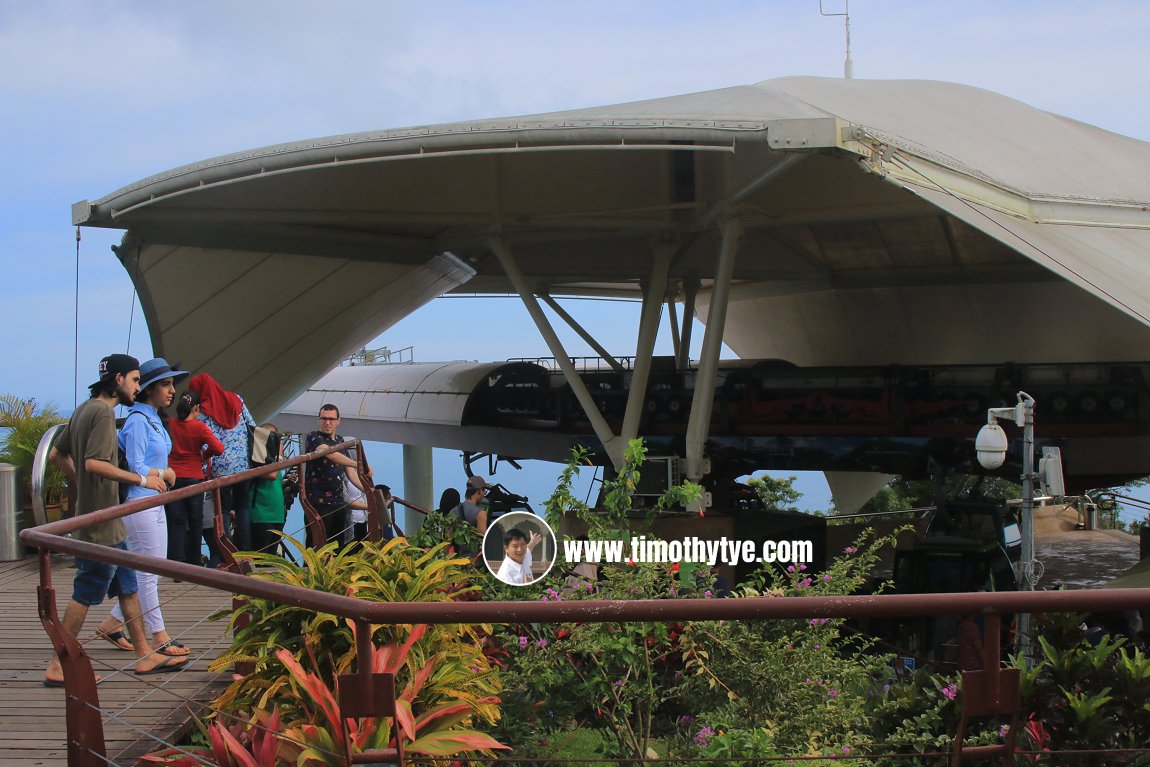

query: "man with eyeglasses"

left=303, top=404, right=368, bottom=548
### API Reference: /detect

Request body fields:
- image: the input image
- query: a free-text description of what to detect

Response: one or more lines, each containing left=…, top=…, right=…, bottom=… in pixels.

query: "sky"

left=3, top=1, right=1150, bottom=518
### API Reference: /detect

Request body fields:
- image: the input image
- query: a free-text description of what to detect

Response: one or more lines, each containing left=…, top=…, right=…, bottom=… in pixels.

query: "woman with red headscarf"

left=187, top=374, right=256, bottom=561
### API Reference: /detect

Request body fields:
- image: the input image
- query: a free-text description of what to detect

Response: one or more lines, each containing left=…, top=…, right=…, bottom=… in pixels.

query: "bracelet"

left=138, top=473, right=147, bottom=487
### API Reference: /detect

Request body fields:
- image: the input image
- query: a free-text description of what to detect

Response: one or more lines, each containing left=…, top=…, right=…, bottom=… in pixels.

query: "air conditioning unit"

left=633, top=456, right=682, bottom=497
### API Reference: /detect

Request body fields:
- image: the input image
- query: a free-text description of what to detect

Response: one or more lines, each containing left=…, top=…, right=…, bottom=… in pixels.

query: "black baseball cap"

left=89, top=354, right=141, bottom=389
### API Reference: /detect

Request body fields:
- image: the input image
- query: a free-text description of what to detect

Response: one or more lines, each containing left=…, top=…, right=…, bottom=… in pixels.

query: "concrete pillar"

left=402, top=444, right=434, bottom=533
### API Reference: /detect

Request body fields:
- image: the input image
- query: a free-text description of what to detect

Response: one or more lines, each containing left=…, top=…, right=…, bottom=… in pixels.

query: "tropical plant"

left=1016, top=612, right=1150, bottom=765
left=407, top=507, right=481, bottom=555
left=273, top=625, right=507, bottom=765
left=0, top=394, right=67, bottom=507
left=139, top=709, right=286, bottom=766
left=210, top=536, right=501, bottom=730
left=141, top=626, right=508, bottom=766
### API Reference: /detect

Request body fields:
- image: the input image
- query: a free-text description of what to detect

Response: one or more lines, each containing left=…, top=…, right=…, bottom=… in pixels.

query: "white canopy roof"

left=75, top=76, right=1150, bottom=419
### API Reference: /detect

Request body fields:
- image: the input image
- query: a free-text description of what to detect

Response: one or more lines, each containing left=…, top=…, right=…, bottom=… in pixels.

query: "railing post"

left=340, top=619, right=403, bottom=766
left=36, top=550, right=107, bottom=767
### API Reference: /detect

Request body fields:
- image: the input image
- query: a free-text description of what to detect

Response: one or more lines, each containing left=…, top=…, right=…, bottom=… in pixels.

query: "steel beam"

left=685, top=219, right=742, bottom=480
left=677, top=277, right=699, bottom=370
left=538, top=292, right=625, bottom=373
left=487, top=238, right=625, bottom=469
left=621, top=243, right=673, bottom=444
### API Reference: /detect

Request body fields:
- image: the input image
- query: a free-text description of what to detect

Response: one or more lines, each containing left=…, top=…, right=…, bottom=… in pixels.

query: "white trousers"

left=111, top=507, right=168, bottom=634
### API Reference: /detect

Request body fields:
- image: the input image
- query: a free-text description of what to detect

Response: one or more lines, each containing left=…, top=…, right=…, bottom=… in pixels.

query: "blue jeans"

left=72, top=541, right=138, bottom=605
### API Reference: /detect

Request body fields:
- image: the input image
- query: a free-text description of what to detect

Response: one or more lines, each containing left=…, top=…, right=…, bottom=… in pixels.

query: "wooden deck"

left=0, top=554, right=234, bottom=766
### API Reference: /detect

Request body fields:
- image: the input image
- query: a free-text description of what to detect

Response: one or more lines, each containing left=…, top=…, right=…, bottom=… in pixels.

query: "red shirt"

left=168, top=417, right=226, bottom=479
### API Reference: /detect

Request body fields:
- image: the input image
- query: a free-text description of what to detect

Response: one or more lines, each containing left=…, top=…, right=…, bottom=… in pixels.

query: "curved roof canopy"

left=76, top=76, right=1150, bottom=419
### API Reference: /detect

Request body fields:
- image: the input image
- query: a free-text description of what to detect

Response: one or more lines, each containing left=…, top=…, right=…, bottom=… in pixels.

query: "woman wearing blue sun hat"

left=95, top=358, right=192, bottom=662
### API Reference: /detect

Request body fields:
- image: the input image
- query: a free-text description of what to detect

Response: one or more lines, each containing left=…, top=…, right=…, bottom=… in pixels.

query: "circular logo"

left=481, top=511, right=557, bottom=586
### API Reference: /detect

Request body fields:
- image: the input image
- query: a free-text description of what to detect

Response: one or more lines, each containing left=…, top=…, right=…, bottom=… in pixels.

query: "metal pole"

left=678, top=278, right=699, bottom=370
left=620, top=243, right=672, bottom=444
left=487, top=237, right=625, bottom=469
left=1018, top=393, right=1036, bottom=662
left=685, top=218, right=741, bottom=481
left=537, top=293, right=625, bottom=373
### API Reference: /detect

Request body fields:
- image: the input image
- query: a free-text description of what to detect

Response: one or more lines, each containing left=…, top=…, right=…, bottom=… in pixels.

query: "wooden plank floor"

left=0, top=554, right=235, bottom=766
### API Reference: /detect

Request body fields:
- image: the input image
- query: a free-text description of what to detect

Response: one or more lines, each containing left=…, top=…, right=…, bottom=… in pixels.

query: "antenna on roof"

left=819, top=0, right=854, bottom=79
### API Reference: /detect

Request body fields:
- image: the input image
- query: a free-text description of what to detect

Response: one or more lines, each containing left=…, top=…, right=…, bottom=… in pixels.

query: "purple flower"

left=842, top=746, right=851, bottom=755
left=941, top=683, right=957, bottom=701
left=693, top=726, right=715, bottom=746
left=843, top=546, right=856, bottom=554
left=787, top=565, right=795, bottom=573
left=704, top=590, right=713, bottom=598
left=536, top=638, right=548, bottom=649
left=999, top=724, right=1010, bottom=738
left=613, top=679, right=624, bottom=687
left=798, top=564, right=807, bottom=571
left=797, top=578, right=812, bottom=588
left=518, top=636, right=528, bottom=649
left=828, top=689, right=838, bottom=697
left=679, top=715, right=695, bottom=725
left=814, top=643, right=821, bottom=650
left=823, top=574, right=831, bottom=583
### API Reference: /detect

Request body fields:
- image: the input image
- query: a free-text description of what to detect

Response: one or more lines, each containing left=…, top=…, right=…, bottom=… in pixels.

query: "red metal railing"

left=21, top=441, right=1150, bottom=766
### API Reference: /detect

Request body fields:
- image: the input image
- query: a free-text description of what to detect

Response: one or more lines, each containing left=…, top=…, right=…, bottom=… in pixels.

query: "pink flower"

left=828, top=689, right=838, bottom=697
left=536, top=638, right=548, bottom=649
left=942, top=683, right=957, bottom=700
left=823, top=574, right=831, bottom=582
left=518, top=636, right=528, bottom=649
left=843, top=546, right=856, bottom=554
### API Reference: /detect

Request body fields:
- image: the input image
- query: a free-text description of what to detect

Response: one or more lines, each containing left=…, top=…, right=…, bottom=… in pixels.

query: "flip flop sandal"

left=95, top=628, right=134, bottom=651
left=135, top=656, right=190, bottom=676
left=155, top=640, right=191, bottom=657
left=42, top=678, right=65, bottom=688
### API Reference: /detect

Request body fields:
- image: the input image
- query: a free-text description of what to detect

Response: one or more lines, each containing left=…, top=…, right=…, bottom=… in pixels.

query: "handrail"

left=31, top=423, right=66, bottom=526
left=20, top=442, right=1150, bottom=766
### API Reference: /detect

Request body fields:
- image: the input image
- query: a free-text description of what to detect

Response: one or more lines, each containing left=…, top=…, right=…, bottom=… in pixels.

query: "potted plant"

left=0, top=394, right=69, bottom=520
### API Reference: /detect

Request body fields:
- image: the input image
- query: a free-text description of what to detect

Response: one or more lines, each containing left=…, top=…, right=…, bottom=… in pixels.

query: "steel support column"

left=685, top=219, right=742, bottom=481
left=620, top=243, right=673, bottom=445
left=677, top=277, right=700, bottom=371
left=487, top=238, right=625, bottom=469
left=667, top=295, right=682, bottom=363
left=537, top=293, right=625, bottom=373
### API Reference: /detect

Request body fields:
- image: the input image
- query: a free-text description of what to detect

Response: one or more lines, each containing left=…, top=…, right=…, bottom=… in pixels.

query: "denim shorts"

left=72, top=541, right=139, bottom=606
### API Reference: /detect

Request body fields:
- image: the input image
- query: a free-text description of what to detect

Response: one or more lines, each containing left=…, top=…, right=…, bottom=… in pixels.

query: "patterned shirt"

left=304, top=431, right=350, bottom=510
left=199, top=398, right=256, bottom=478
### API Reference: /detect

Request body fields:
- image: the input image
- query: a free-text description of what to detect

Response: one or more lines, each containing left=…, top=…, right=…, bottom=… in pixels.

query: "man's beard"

left=115, top=384, right=135, bottom=407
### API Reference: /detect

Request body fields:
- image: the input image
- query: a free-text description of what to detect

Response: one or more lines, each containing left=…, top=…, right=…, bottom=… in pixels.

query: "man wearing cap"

left=99, top=357, right=190, bottom=662
left=458, top=476, right=492, bottom=534
left=44, top=355, right=188, bottom=686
